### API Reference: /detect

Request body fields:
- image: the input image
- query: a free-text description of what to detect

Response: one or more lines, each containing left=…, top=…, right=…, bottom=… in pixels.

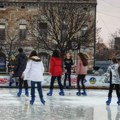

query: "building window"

left=39, top=22, right=47, bottom=38
left=0, top=5, right=4, bottom=8
left=19, top=24, right=26, bottom=40
left=0, top=24, right=5, bottom=40
left=39, top=22, right=47, bottom=29
left=21, top=6, right=25, bottom=9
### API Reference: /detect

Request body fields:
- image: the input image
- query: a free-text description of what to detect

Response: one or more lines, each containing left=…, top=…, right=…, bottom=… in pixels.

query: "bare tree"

left=3, top=29, right=19, bottom=61
left=108, top=31, right=118, bottom=49
left=96, top=27, right=103, bottom=43
left=29, top=3, right=95, bottom=57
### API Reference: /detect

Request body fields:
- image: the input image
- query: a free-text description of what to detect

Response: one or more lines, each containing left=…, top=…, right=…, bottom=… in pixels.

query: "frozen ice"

left=0, top=89, right=120, bottom=120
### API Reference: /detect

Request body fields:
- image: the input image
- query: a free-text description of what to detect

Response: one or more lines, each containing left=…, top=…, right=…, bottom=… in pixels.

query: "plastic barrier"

left=0, top=74, right=109, bottom=88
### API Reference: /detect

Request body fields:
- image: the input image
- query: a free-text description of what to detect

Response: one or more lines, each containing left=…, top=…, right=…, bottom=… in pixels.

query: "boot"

left=106, top=97, right=111, bottom=105
left=47, top=89, right=53, bottom=96
left=40, top=97, right=45, bottom=105
left=81, top=90, right=87, bottom=96
left=17, top=89, right=22, bottom=97
left=76, top=91, right=81, bottom=96
left=25, top=89, right=29, bottom=97
left=117, top=97, right=120, bottom=105
left=30, top=97, right=35, bottom=105
left=59, top=90, right=64, bottom=96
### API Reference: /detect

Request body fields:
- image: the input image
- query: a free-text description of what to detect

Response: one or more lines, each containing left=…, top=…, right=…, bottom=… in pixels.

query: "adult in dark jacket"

left=13, top=48, right=28, bottom=97
left=47, top=50, right=64, bottom=96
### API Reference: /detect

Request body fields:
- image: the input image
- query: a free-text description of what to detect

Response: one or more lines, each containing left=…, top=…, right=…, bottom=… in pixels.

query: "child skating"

left=106, top=57, right=120, bottom=105
left=23, top=50, right=45, bottom=105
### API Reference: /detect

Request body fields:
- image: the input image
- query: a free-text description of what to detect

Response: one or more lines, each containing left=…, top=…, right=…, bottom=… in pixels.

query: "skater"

left=8, top=59, right=18, bottom=87
left=13, top=48, right=28, bottom=97
left=47, top=50, right=64, bottom=96
left=106, top=57, right=120, bottom=105
left=76, top=52, right=88, bottom=96
left=23, top=50, right=45, bottom=105
left=63, top=53, right=74, bottom=89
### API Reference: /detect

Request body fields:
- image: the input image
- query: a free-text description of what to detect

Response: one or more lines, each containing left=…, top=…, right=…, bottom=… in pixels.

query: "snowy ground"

left=0, top=88, right=120, bottom=120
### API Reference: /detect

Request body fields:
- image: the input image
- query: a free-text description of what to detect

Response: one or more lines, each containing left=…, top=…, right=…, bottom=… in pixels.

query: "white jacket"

left=106, top=63, right=120, bottom=84
left=23, top=56, right=44, bottom=82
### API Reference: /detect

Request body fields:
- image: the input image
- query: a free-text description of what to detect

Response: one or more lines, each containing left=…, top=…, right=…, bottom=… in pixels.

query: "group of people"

left=10, top=48, right=88, bottom=105
left=8, top=47, right=120, bottom=106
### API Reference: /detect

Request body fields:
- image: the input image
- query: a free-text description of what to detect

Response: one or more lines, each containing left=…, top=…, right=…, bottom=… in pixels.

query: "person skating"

left=47, top=50, right=64, bottom=96
left=105, top=57, right=120, bottom=105
left=76, top=52, right=88, bottom=96
left=23, top=50, right=45, bottom=105
left=64, top=53, right=74, bottom=89
left=13, top=48, right=28, bottom=97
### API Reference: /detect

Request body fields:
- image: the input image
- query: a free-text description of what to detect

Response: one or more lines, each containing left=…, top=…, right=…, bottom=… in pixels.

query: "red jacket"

left=49, top=57, right=62, bottom=76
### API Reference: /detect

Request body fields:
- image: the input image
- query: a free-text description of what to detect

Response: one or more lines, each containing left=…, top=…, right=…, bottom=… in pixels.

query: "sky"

left=97, top=0, right=120, bottom=46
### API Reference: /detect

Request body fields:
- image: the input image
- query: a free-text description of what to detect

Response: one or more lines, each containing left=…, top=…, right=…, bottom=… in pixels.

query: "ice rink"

left=0, top=88, right=120, bottom=120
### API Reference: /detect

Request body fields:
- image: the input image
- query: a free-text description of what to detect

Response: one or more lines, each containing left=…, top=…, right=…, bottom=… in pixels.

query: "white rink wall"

left=0, top=74, right=109, bottom=88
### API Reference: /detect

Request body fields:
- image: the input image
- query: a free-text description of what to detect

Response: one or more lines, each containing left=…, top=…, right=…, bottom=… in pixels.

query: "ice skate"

left=76, top=92, right=81, bottom=96
left=81, top=91, right=87, bottom=96
left=59, top=90, right=64, bottom=96
left=17, top=89, right=22, bottom=97
left=47, top=89, right=53, bottom=96
left=117, top=98, right=120, bottom=105
left=30, top=97, right=35, bottom=105
left=40, top=98, right=45, bottom=105
left=25, top=89, right=29, bottom=97
left=106, top=97, right=111, bottom=105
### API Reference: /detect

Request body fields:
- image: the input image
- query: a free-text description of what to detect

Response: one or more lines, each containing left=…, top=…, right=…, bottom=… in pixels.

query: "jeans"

left=108, top=84, right=120, bottom=98
left=64, top=73, right=71, bottom=87
left=108, top=71, right=120, bottom=98
left=19, top=77, right=28, bottom=90
left=31, top=81, right=43, bottom=99
left=77, top=74, right=86, bottom=92
left=50, top=76, right=63, bottom=90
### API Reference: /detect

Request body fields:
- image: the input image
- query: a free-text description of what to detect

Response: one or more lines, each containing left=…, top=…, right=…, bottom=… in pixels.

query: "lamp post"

left=79, top=24, right=88, bottom=52
left=71, top=37, right=79, bottom=64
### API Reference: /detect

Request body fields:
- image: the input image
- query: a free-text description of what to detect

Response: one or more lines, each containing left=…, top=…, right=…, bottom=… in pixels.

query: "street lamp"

left=81, top=24, right=88, bottom=36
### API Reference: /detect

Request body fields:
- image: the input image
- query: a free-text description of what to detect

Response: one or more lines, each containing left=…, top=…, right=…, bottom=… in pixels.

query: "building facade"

left=0, top=0, right=97, bottom=72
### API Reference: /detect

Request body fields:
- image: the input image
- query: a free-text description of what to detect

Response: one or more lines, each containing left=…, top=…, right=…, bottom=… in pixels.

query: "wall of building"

left=0, top=0, right=97, bottom=71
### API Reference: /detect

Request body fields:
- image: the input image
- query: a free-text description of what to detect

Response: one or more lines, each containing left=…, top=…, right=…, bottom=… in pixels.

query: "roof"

left=0, top=0, right=97, bottom=4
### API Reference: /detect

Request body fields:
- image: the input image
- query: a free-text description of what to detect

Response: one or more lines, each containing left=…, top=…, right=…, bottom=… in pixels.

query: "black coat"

left=13, top=52, right=27, bottom=77
left=64, top=58, right=73, bottom=73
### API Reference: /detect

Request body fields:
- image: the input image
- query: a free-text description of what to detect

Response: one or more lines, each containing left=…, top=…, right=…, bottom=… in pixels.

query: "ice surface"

left=0, top=89, right=120, bottom=120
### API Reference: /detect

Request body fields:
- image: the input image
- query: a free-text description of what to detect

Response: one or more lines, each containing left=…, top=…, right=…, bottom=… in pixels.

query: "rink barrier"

left=0, top=73, right=110, bottom=89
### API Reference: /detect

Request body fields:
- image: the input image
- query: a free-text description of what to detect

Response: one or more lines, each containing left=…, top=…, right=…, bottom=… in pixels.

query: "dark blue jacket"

left=13, top=52, right=27, bottom=77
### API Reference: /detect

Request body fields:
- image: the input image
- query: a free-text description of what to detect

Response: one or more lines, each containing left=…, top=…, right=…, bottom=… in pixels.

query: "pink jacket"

left=76, top=59, right=88, bottom=75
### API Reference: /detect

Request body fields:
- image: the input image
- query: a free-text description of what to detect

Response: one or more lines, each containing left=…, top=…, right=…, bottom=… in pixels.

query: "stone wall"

left=0, top=0, right=97, bottom=70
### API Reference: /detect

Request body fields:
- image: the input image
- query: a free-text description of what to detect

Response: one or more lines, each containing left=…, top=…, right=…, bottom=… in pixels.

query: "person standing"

left=8, top=59, right=18, bottom=87
left=47, top=50, right=64, bottom=96
left=76, top=52, right=88, bottom=96
left=13, top=48, right=28, bottom=97
left=23, top=50, right=45, bottom=105
left=106, top=57, right=120, bottom=105
left=64, top=53, right=73, bottom=89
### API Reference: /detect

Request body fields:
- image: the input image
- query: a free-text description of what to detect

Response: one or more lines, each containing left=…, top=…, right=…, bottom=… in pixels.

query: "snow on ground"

left=0, top=88, right=120, bottom=120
